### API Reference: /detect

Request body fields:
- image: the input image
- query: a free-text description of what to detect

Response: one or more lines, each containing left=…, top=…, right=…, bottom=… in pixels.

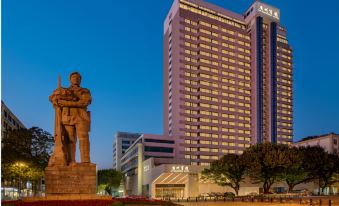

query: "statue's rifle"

left=55, top=75, right=62, bottom=144
left=52, top=75, right=67, bottom=165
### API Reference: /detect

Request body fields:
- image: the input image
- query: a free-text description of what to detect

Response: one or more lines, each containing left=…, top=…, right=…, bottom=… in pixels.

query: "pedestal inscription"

left=45, top=163, right=96, bottom=194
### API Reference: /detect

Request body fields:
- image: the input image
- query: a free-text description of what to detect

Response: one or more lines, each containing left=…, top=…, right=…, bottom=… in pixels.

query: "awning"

left=153, top=172, right=189, bottom=185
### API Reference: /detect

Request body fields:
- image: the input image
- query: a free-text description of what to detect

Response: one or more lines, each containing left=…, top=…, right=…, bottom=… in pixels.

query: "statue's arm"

left=49, top=89, right=60, bottom=106
left=58, top=89, right=92, bottom=108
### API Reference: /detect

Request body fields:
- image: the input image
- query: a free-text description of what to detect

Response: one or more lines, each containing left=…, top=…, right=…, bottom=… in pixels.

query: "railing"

left=165, top=196, right=339, bottom=205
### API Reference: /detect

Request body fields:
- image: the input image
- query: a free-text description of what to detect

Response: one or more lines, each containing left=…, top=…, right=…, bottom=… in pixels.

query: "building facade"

left=142, top=158, right=262, bottom=198
left=113, top=132, right=141, bottom=171
left=119, top=134, right=182, bottom=195
left=294, top=133, right=339, bottom=155
left=163, top=0, right=293, bottom=165
left=115, top=0, right=296, bottom=198
left=1, top=101, right=26, bottom=199
left=1, top=101, right=26, bottom=139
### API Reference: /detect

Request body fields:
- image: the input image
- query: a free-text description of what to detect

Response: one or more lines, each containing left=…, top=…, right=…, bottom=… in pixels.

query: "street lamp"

left=14, top=162, right=27, bottom=198
left=15, top=162, right=27, bottom=167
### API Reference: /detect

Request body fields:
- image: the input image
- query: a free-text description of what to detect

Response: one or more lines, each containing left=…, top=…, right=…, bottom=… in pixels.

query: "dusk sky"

left=2, top=0, right=339, bottom=169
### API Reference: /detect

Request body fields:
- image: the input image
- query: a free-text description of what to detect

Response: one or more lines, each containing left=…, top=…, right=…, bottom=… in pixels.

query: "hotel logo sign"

left=144, top=165, right=150, bottom=172
left=257, top=4, right=279, bottom=20
left=171, top=165, right=189, bottom=173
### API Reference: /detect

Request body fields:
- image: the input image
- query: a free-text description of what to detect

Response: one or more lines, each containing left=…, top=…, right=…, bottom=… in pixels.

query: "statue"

left=45, top=72, right=97, bottom=196
left=48, top=72, right=92, bottom=166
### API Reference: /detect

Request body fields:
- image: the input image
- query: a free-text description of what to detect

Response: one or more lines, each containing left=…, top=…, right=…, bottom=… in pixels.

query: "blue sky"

left=2, top=0, right=339, bottom=169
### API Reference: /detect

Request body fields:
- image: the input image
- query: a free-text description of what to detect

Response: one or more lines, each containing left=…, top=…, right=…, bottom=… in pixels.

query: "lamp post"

left=14, top=162, right=27, bottom=198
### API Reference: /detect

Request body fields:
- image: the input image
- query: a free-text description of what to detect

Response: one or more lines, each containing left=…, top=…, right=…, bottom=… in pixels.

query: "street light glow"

left=14, top=162, right=27, bottom=167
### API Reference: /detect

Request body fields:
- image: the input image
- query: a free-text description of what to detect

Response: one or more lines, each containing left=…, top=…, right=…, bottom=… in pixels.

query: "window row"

left=190, top=64, right=251, bottom=76
left=183, top=101, right=252, bottom=112
left=183, top=113, right=251, bottom=122
left=184, top=71, right=251, bottom=81
left=197, top=20, right=250, bottom=40
left=184, top=137, right=250, bottom=144
left=180, top=2, right=246, bottom=29
left=278, top=128, right=292, bottom=133
left=183, top=93, right=250, bottom=103
left=184, top=78, right=251, bottom=89
left=277, top=53, right=291, bottom=60
left=278, top=122, right=292, bottom=127
left=277, top=96, right=292, bottom=103
left=277, top=46, right=292, bottom=54
left=277, top=66, right=292, bottom=73
left=277, top=59, right=292, bottom=66
left=277, top=90, right=292, bottom=97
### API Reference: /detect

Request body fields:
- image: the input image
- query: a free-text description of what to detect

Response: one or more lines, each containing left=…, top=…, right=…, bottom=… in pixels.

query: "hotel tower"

left=164, top=0, right=293, bottom=165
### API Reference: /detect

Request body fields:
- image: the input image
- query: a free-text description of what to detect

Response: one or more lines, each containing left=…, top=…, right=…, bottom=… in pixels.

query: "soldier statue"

left=49, top=72, right=92, bottom=166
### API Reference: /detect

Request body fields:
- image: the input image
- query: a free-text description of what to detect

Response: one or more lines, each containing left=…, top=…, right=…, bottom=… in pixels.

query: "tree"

left=243, top=143, right=289, bottom=194
left=317, top=154, right=339, bottom=194
left=1, top=129, right=32, bottom=165
left=299, top=146, right=339, bottom=195
left=1, top=127, right=54, bottom=195
left=328, top=173, right=339, bottom=194
left=1, top=127, right=53, bottom=169
left=2, top=162, right=44, bottom=196
left=279, top=147, right=311, bottom=192
left=97, top=169, right=124, bottom=195
left=201, top=154, right=246, bottom=196
left=2, top=128, right=34, bottom=191
left=279, top=146, right=339, bottom=195
left=30, top=127, right=54, bottom=169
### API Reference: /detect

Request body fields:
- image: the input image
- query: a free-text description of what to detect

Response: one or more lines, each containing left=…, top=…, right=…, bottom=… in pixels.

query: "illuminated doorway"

left=155, top=184, right=185, bottom=198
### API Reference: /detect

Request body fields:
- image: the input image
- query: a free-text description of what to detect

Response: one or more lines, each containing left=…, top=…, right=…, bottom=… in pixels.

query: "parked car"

left=207, top=192, right=216, bottom=198
left=215, top=192, right=224, bottom=197
left=247, top=192, right=258, bottom=196
left=290, top=189, right=310, bottom=196
left=198, top=193, right=209, bottom=199
left=223, top=192, right=235, bottom=198
left=209, top=192, right=223, bottom=197
left=209, top=192, right=224, bottom=199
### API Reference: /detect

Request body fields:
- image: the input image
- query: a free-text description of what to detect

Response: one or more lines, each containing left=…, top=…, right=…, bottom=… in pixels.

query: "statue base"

left=45, top=163, right=96, bottom=195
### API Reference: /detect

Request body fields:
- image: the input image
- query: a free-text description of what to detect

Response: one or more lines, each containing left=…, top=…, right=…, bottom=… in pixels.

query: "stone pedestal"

left=45, top=163, right=96, bottom=195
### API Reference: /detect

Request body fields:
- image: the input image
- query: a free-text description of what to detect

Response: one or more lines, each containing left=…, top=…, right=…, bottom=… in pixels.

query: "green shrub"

left=111, top=201, right=124, bottom=206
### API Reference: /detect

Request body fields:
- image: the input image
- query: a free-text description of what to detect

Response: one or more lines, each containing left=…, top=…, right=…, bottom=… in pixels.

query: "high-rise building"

left=164, top=0, right=293, bottom=165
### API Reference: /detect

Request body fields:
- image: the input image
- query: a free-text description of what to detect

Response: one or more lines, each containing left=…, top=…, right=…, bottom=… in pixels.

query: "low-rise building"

left=113, top=132, right=141, bottom=171
left=1, top=101, right=26, bottom=199
left=293, top=133, right=339, bottom=155
left=1, top=101, right=26, bottom=138
left=117, top=131, right=339, bottom=198
left=119, top=134, right=184, bottom=195
left=142, top=158, right=261, bottom=198
left=118, top=133, right=262, bottom=198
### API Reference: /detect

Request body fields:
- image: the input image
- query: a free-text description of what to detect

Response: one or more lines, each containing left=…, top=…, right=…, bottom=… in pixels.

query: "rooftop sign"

left=170, top=165, right=189, bottom=173
left=257, top=3, right=280, bottom=20
left=144, top=165, right=150, bottom=172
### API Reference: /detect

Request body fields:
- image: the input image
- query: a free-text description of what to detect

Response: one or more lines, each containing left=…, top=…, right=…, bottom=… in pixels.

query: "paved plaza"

left=179, top=203, right=299, bottom=206
left=176, top=197, right=339, bottom=206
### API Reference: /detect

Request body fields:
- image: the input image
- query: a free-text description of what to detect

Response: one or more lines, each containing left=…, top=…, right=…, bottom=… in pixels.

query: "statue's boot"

left=80, top=137, right=91, bottom=163
left=67, top=140, right=77, bottom=164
